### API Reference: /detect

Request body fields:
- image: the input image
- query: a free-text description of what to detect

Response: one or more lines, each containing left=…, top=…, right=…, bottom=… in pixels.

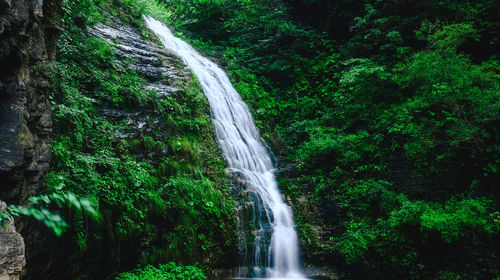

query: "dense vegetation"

left=115, top=263, right=206, bottom=280
left=156, top=0, right=500, bottom=279
left=25, top=0, right=235, bottom=279
left=2, top=0, right=497, bottom=279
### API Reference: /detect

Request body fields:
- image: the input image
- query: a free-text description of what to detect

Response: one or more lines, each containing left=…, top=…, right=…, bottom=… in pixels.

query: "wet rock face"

left=88, top=22, right=187, bottom=98
left=227, top=170, right=274, bottom=276
left=0, top=0, right=59, bottom=204
left=0, top=0, right=60, bottom=279
left=0, top=201, right=25, bottom=280
left=88, top=21, right=190, bottom=148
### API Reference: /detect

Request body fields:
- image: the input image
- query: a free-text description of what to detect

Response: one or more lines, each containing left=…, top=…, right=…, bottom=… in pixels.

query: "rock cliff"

left=0, top=0, right=60, bottom=278
left=0, top=202, right=25, bottom=280
left=88, top=21, right=187, bottom=99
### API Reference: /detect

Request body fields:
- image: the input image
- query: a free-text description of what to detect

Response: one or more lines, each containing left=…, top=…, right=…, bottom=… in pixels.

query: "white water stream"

left=145, top=16, right=306, bottom=279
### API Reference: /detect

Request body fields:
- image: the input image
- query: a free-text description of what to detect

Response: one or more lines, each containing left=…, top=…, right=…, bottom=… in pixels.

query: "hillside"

left=0, top=0, right=498, bottom=280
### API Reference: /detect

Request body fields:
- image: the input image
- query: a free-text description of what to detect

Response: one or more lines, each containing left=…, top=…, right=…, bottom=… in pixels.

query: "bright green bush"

left=116, top=263, right=206, bottom=280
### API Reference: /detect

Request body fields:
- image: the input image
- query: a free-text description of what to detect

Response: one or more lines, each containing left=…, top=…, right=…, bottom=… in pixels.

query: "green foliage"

left=416, top=22, right=477, bottom=52
left=387, top=23, right=500, bottom=189
left=334, top=219, right=376, bottom=264
left=397, top=197, right=498, bottom=242
left=154, top=0, right=500, bottom=278
left=1, top=205, right=66, bottom=236
left=39, top=0, right=235, bottom=278
left=0, top=193, right=98, bottom=236
left=115, top=263, right=206, bottom=280
left=141, top=175, right=234, bottom=263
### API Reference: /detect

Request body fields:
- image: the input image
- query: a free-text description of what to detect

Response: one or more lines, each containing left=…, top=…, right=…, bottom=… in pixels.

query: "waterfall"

left=145, top=16, right=307, bottom=279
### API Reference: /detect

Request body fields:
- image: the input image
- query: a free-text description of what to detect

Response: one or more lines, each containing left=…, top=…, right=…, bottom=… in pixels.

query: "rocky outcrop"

left=0, top=0, right=60, bottom=278
left=88, top=21, right=187, bottom=98
left=0, top=201, right=25, bottom=280
left=0, top=0, right=59, bottom=204
left=87, top=21, right=191, bottom=147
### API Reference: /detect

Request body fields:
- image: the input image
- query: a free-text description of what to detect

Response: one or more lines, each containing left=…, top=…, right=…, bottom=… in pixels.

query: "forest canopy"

left=154, top=0, right=500, bottom=279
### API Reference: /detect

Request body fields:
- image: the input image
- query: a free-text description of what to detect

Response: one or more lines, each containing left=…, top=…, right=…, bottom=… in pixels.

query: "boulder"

left=0, top=201, right=25, bottom=280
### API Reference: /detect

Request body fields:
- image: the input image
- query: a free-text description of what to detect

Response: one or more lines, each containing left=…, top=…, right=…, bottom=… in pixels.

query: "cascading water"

left=145, top=16, right=307, bottom=279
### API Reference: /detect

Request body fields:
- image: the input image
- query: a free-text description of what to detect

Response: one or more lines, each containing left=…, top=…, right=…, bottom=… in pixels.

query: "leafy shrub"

left=0, top=192, right=99, bottom=236
left=116, top=263, right=206, bottom=280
